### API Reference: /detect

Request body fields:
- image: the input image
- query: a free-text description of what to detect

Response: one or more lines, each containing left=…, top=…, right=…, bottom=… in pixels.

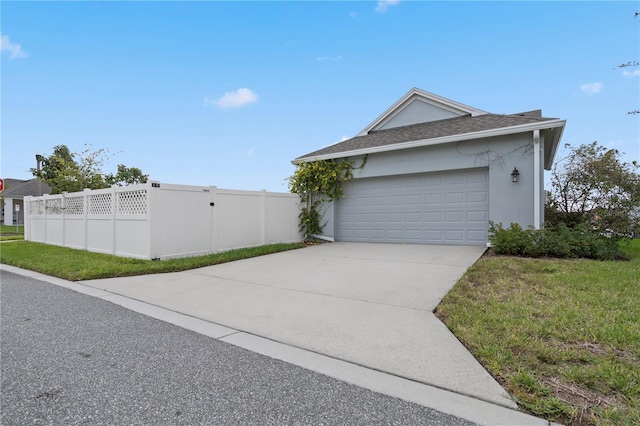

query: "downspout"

left=533, top=130, right=541, bottom=229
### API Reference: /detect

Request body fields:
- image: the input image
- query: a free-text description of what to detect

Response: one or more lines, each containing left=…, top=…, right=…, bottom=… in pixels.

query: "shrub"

left=488, top=222, right=623, bottom=260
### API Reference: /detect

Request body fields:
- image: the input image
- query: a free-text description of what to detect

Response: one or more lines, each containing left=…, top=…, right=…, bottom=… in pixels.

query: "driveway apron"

left=81, top=242, right=515, bottom=408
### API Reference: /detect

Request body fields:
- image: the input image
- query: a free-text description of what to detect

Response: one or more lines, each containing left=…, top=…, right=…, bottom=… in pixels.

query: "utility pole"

left=35, top=154, right=44, bottom=196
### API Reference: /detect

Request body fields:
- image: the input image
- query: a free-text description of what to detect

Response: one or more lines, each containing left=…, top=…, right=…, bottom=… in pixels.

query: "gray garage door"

left=336, top=169, right=489, bottom=245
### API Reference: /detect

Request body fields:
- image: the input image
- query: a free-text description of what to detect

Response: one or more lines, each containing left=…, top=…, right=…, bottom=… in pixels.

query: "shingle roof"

left=296, top=111, right=560, bottom=161
left=2, top=178, right=51, bottom=198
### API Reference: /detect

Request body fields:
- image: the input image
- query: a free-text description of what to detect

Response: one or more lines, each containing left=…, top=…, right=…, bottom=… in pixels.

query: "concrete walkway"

left=80, top=243, right=514, bottom=408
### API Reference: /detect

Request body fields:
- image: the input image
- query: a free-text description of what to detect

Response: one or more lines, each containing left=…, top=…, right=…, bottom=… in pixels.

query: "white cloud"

left=241, top=148, right=256, bottom=157
left=348, top=12, right=358, bottom=18
left=316, top=55, right=343, bottom=62
left=375, top=0, right=400, bottom=13
left=579, top=82, right=603, bottom=95
left=340, top=135, right=350, bottom=142
left=1, top=35, right=28, bottom=58
left=204, top=88, right=258, bottom=109
left=622, top=69, right=640, bottom=78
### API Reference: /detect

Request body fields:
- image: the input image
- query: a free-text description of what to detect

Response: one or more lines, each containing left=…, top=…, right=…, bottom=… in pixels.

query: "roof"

left=1, top=178, right=51, bottom=198
left=294, top=89, right=566, bottom=170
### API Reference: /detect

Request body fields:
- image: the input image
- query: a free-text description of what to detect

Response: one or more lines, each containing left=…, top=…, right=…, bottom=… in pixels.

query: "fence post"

left=148, top=181, right=159, bottom=260
left=111, top=186, right=117, bottom=255
left=24, top=196, right=31, bottom=241
left=210, top=186, right=218, bottom=254
left=84, top=189, right=90, bottom=251
left=261, top=189, right=267, bottom=245
left=61, top=192, right=66, bottom=247
left=42, top=194, right=48, bottom=244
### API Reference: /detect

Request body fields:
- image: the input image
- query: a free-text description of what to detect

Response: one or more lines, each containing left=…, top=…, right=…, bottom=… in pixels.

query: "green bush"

left=488, top=222, right=624, bottom=260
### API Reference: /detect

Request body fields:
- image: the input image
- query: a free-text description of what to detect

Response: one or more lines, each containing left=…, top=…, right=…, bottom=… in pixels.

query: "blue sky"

left=2, top=1, right=638, bottom=192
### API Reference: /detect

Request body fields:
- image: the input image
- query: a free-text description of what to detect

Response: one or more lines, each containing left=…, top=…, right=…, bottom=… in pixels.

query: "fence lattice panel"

left=45, top=198, right=63, bottom=215
left=65, top=196, right=85, bottom=216
left=89, top=193, right=112, bottom=215
left=117, top=190, right=147, bottom=215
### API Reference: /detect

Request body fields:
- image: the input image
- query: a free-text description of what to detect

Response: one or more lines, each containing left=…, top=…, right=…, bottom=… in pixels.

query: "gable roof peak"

left=357, top=87, right=488, bottom=136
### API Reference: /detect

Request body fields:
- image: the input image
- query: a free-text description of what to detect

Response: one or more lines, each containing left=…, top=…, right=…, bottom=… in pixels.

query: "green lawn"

left=0, top=224, right=24, bottom=241
left=0, top=241, right=305, bottom=281
left=435, top=239, right=640, bottom=425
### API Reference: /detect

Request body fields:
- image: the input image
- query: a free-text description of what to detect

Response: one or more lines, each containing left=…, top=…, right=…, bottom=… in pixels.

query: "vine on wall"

left=288, top=157, right=367, bottom=241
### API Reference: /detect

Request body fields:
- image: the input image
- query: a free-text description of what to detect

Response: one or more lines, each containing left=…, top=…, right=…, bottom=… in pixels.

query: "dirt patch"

left=578, top=342, right=638, bottom=365
left=544, top=377, right=621, bottom=425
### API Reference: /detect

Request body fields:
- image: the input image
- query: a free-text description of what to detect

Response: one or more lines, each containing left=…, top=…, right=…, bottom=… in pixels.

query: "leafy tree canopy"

left=546, top=141, right=640, bottom=234
left=104, top=164, right=149, bottom=187
left=31, top=144, right=148, bottom=194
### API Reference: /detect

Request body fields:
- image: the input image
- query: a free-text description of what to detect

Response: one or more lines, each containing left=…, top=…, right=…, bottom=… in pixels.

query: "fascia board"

left=293, top=119, right=566, bottom=164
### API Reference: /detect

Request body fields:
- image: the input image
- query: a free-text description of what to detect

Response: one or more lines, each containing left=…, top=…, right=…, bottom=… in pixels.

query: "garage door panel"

left=424, top=193, right=443, bottom=204
left=423, top=175, right=443, bottom=186
left=445, top=173, right=464, bottom=185
left=468, top=191, right=487, bottom=203
left=424, top=212, right=442, bottom=223
left=405, top=195, right=422, bottom=205
left=445, top=230, right=464, bottom=241
left=405, top=229, right=423, bottom=240
left=446, top=211, right=464, bottom=222
left=468, top=210, right=488, bottom=222
left=445, top=192, right=464, bottom=203
left=405, top=178, right=423, bottom=188
left=386, top=195, right=403, bottom=206
left=425, top=229, right=442, bottom=239
left=467, top=170, right=488, bottom=184
left=370, top=212, right=385, bottom=222
left=467, top=230, right=488, bottom=242
left=405, top=212, right=422, bottom=223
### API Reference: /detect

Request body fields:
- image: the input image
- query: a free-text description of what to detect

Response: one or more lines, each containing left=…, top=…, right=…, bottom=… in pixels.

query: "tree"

left=104, top=164, right=148, bottom=187
left=546, top=142, right=640, bottom=234
left=32, top=145, right=87, bottom=194
left=32, top=144, right=148, bottom=194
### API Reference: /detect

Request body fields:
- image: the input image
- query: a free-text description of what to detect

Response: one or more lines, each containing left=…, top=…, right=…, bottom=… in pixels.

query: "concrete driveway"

left=81, top=242, right=514, bottom=408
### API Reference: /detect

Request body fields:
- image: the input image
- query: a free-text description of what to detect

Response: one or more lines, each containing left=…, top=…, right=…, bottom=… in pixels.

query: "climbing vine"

left=288, top=157, right=367, bottom=241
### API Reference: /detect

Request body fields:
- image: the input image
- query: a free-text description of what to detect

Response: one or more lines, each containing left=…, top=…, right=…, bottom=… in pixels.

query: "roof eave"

left=293, top=119, right=567, bottom=164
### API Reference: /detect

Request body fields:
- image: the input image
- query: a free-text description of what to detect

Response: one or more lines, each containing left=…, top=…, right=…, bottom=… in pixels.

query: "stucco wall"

left=320, top=131, right=541, bottom=241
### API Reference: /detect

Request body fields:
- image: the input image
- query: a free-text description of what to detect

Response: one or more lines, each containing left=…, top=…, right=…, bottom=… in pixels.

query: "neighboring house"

left=293, top=88, right=566, bottom=246
left=1, top=178, right=51, bottom=225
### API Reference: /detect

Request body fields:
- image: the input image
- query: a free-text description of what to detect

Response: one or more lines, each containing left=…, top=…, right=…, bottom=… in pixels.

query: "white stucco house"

left=293, top=88, right=566, bottom=246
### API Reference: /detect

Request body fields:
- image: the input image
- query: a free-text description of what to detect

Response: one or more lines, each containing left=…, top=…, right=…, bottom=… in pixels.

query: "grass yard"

left=435, top=239, right=640, bottom=426
left=0, top=224, right=24, bottom=241
left=0, top=241, right=305, bottom=281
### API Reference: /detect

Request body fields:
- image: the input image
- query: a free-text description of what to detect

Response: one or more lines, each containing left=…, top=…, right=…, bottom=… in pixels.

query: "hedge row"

left=488, top=222, right=624, bottom=260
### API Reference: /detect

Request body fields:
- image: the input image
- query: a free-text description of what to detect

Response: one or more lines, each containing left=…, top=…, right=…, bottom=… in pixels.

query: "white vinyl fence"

left=24, top=182, right=302, bottom=260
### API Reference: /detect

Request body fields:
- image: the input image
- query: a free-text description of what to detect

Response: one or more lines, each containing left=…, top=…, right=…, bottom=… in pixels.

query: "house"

left=293, top=88, right=566, bottom=246
left=1, top=178, right=51, bottom=225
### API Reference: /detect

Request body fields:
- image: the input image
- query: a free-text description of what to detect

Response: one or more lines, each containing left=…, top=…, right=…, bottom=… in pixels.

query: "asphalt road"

left=1, top=271, right=477, bottom=426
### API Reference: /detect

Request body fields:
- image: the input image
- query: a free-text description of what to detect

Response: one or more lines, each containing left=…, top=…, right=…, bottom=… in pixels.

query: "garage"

left=336, top=169, right=489, bottom=245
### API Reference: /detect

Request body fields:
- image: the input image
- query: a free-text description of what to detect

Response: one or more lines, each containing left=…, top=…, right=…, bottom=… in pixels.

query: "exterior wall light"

left=511, top=167, right=520, bottom=183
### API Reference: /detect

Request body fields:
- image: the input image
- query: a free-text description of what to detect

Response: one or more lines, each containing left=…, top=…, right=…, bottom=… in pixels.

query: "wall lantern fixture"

left=511, top=167, right=520, bottom=183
